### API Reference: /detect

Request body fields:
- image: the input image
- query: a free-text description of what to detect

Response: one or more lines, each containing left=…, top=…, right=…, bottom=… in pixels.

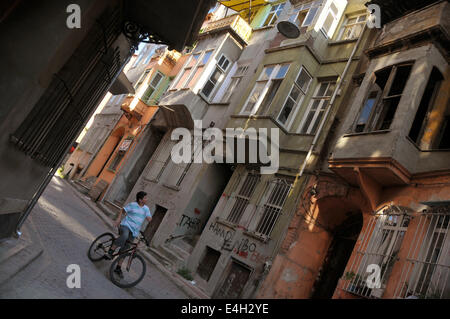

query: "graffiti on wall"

left=178, top=214, right=202, bottom=231
left=209, top=222, right=270, bottom=263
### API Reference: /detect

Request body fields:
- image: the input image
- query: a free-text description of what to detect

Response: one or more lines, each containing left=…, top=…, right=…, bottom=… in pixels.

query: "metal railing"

left=201, top=14, right=252, bottom=43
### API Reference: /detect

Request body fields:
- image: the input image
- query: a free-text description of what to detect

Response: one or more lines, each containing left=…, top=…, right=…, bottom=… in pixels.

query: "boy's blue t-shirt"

left=120, top=202, right=152, bottom=237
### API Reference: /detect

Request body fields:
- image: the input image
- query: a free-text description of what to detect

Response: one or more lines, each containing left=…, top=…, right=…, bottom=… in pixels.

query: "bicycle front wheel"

left=109, top=253, right=146, bottom=288
left=88, top=232, right=115, bottom=262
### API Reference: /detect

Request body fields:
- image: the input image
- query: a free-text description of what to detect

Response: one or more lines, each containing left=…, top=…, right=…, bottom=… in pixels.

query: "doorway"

left=213, top=260, right=252, bottom=299
left=144, top=205, right=167, bottom=243
left=311, top=212, right=363, bottom=299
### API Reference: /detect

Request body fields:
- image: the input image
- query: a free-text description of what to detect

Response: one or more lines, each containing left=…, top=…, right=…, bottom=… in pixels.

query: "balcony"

left=367, top=1, right=450, bottom=59
left=120, top=96, right=148, bottom=121
left=199, top=14, right=252, bottom=45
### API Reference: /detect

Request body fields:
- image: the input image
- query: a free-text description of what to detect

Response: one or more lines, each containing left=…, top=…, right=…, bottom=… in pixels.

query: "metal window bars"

left=226, top=172, right=260, bottom=224
left=254, top=178, right=292, bottom=237
left=343, top=206, right=411, bottom=298
left=10, top=7, right=123, bottom=168
left=393, top=206, right=449, bottom=299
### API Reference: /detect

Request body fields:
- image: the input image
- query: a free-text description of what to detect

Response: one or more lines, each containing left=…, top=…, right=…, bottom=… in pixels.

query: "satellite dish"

left=277, top=21, right=300, bottom=39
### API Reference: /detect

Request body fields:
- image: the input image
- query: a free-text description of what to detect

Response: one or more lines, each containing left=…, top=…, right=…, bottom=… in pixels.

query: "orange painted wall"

left=83, top=102, right=158, bottom=196
left=258, top=173, right=450, bottom=299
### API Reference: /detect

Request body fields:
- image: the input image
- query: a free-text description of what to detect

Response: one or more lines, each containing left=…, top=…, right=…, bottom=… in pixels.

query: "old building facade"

left=0, top=0, right=215, bottom=240
left=110, top=0, right=385, bottom=299
left=257, top=0, right=450, bottom=299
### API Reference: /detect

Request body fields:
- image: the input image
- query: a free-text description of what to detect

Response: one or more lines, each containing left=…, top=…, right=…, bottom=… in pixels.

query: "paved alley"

left=0, top=177, right=188, bottom=299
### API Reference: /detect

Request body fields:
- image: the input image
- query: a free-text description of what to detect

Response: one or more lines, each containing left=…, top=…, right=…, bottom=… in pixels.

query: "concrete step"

left=103, top=200, right=122, bottom=215
left=96, top=201, right=117, bottom=219
left=157, top=245, right=188, bottom=270
left=173, top=237, right=195, bottom=254
left=147, top=247, right=175, bottom=270
left=71, top=180, right=91, bottom=195
left=168, top=242, right=192, bottom=261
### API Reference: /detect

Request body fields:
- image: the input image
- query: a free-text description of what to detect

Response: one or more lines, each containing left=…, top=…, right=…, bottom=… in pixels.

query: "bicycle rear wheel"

left=109, top=253, right=146, bottom=288
left=88, top=232, right=115, bottom=262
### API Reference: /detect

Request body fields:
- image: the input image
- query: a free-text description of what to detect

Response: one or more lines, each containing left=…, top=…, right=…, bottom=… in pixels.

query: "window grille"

left=227, top=173, right=260, bottom=224
left=254, top=178, right=292, bottom=237
left=394, top=206, right=449, bottom=299
left=343, top=206, right=411, bottom=298
left=10, top=7, right=123, bottom=168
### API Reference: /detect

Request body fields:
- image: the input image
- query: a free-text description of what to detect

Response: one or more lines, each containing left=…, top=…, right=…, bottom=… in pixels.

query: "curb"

left=0, top=215, right=44, bottom=287
left=62, top=178, right=209, bottom=299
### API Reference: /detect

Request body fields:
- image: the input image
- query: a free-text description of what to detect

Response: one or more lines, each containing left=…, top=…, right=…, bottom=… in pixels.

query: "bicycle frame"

left=108, top=237, right=145, bottom=271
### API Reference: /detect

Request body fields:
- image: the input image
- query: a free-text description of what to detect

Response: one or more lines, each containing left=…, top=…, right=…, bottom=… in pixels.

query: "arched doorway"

left=311, top=211, right=363, bottom=299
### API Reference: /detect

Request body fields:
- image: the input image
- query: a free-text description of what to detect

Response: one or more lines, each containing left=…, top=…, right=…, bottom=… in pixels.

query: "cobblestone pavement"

left=0, top=177, right=188, bottom=299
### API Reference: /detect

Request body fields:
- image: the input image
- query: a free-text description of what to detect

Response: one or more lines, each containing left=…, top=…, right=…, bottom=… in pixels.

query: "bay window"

left=289, top=0, right=322, bottom=28
left=201, top=54, right=231, bottom=100
left=299, top=81, right=336, bottom=134
left=141, top=71, right=164, bottom=104
left=188, top=50, right=213, bottom=88
left=263, top=3, right=286, bottom=27
left=277, top=66, right=312, bottom=128
left=222, top=65, right=249, bottom=103
left=339, top=13, right=367, bottom=40
left=321, top=2, right=339, bottom=37
left=241, top=63, right=290, bottom=115
left=353, top=63, right=413, bottom=133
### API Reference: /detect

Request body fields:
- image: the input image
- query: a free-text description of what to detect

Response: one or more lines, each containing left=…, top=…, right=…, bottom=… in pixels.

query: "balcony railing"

left=200, top=14, right=252, bottom=44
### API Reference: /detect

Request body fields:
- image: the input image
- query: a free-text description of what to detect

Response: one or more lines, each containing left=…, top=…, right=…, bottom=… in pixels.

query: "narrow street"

left=0, top=177, right=188, bottom=299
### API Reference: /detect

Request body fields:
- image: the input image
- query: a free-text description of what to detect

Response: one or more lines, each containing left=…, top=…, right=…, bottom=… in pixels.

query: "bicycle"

left=87, top=229, right=150, bottom=288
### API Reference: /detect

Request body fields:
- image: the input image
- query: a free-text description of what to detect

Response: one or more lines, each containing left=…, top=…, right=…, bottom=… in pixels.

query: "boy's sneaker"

left=114, top=267, right=124, bottom=279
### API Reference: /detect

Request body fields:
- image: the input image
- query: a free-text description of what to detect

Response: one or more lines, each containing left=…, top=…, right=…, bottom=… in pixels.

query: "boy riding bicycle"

left=105, top=191, right=152, bottom=278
